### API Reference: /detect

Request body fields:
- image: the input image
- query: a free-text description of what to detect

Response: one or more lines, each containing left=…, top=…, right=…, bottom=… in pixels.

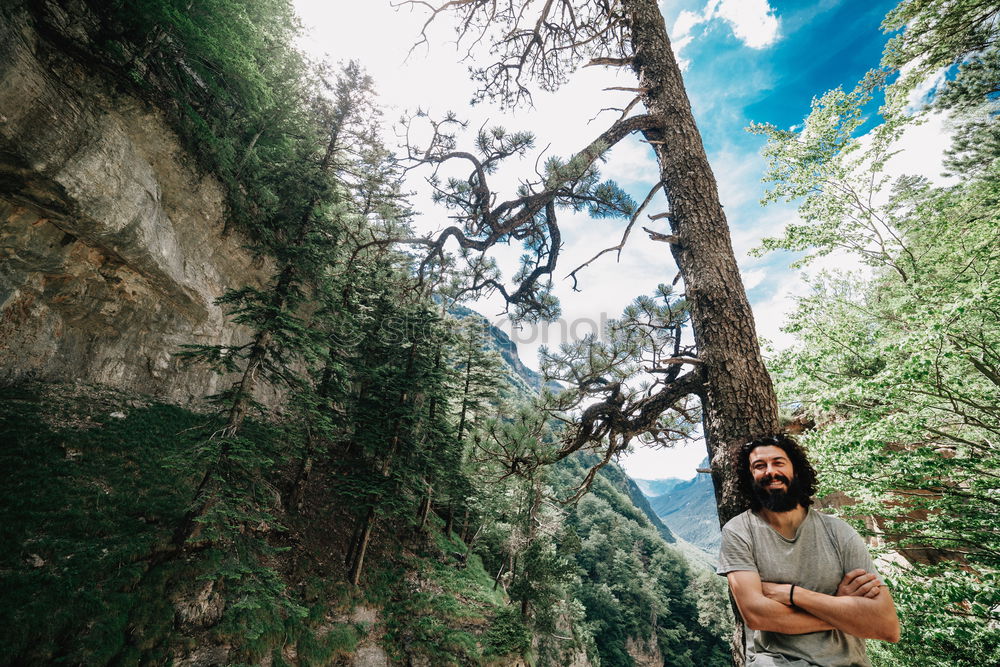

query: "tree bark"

left=348, top=506, right=376, bottom=586
left=459, top=506, right=471, bottom=542
left=444, top=501, right=455, bottom=535
left=623, top=0, right=779, bottom=527
left=622, top=2, right=781, bottom=662
left=417, top=479, right=433, bottom=529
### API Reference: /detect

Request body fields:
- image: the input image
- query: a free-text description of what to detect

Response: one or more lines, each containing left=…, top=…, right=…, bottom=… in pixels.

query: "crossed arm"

left=727, top=569, right=900, bottom=642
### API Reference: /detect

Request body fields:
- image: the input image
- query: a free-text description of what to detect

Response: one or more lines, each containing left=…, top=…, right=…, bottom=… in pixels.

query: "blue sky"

left=654, top=0, right=901, bottom=342
left=675, top=0, right=898, bottom=129
left=293, top=0, right=928, bottom=479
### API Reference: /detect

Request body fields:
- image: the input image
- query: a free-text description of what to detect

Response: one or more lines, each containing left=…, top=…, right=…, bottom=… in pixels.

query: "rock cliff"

left=0, top=3, right=265, bottom=403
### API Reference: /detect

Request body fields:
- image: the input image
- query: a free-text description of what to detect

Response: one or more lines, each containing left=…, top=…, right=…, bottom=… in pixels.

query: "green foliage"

left=0, top=386, right=264, bottom=663
left=535, top=284, right=699, bottom=485
left=294, top=623, right=360, bottom=666
left=754, top=3, right=1000, bottom=663
left=74, top=0, right=325, bottom=238
left=483, top=606, right=532, bottom=656
left=882, top=0, right=998, bottom=82
left=367, top=543, right=505, bottom=665
left=548, top=456, right=731, bottom=667
left=882, top=0, right=999, bottom=174
left=0, top=384, right=386, bottom=665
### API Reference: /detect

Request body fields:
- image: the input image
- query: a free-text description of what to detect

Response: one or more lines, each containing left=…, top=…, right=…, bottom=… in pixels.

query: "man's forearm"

left=740, top=595, right=835, bottom=634
left=793, top=587, right=900, bottom=642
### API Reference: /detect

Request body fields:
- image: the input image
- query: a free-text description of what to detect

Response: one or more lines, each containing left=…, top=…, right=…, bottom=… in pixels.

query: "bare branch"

left=643, top=226, right=677, bottom=244
left=584, top=57, right=634, bottom=67
left=566, top=181, right=663, bottom=290
left=395, top=112, right=663, bottom=313
left=554, top=370, right=705, bottom=462
left=603, top=86, right=649, bottom=93
left=553, top=370, right=706, bottom=502
left=646, top=357, right=703, bottom=370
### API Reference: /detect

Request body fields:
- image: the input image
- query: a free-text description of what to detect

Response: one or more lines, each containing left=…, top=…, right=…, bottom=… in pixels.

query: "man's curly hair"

left=737, top=434, right=818, bottom=511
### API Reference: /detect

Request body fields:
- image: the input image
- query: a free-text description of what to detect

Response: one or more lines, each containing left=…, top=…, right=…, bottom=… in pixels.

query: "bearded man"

left=717, top=435, right=900, bottom=666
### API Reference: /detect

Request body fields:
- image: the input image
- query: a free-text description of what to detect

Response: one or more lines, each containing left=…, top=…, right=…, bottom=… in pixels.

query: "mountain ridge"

left=643, top=457, right=721, bottom=558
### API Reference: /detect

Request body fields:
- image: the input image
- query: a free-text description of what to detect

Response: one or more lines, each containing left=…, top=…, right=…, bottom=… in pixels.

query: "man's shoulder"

left=809, top=508, right=864, bottom=540
left=721, top=509, right=753, bottom=533
left=809, top=508, right=856, bottom=529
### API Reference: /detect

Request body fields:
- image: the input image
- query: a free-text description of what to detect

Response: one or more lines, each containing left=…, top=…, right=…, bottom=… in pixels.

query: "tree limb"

left=566, top=181, right=663, bottom=290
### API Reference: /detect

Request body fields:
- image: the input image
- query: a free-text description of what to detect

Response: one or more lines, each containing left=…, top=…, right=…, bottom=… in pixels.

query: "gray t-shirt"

left=717, top=509, right=879, bottom=667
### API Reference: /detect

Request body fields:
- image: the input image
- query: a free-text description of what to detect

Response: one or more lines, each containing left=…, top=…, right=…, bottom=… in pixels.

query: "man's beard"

left=752, top=473, right=802, bottom=512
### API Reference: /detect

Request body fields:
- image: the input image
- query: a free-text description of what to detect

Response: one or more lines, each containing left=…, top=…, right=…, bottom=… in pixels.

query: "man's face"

left=748, top=445, right=800, bottom=512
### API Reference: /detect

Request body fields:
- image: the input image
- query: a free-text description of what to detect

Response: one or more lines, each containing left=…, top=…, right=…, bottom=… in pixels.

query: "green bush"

left=483, top=606, right=531, bottom=657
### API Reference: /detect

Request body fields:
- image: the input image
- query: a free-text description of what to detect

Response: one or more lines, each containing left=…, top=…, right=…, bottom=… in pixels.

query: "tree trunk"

left=623, top=1, right=781, bottom=662
left=457, top=343, right=476, bottom=442
left=493, top=562, right=506, bottom=591
left=459, top=506, right=470, bottom=542
left=348, top=506, right=375, bottom=586
left=418, top=479, right=433, bottom=530
left=345, top=515, right=365, bottom=569
left=289, top=426, right=315, bottom=513
left=444, top=501, right=454, bottom=535
left=623, top=0, right=779, bottom=531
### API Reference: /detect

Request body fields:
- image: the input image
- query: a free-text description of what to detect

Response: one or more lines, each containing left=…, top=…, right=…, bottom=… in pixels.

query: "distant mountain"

left=648, top=457, right=721, bottom=557
left=450, top=305, right=675, bottom=546
left=618, top=471, right=678, bottom=544
left=633, top=477, right=687, bottom=497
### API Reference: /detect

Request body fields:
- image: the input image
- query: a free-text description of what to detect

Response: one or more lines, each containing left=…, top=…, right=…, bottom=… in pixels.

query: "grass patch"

left=0, top=386, right=208, bottom=664
left=297, top=622, right=359, bottom=665
left=366, top=520, right=526, bottom=665
left=0, top=383, right=310, bottom=665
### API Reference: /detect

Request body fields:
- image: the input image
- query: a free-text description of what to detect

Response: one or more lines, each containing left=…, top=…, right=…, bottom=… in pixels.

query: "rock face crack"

left=0, top=5, right=267, bottom=402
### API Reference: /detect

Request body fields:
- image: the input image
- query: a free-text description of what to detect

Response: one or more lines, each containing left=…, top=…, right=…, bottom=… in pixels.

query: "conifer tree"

left=394, top=18, right=781, bottom=656
left=174, top=62, right=380, bottom=550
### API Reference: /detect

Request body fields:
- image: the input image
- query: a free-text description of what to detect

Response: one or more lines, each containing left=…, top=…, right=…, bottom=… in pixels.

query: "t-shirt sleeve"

left=833, top=516, right=882, bottom=582
left=716, top=518, right=758, bottom=576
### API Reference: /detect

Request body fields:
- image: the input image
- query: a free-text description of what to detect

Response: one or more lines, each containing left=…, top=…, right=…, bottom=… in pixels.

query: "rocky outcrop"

left=0, top=3, right=267, bottom=402
left=625, top=636, right=663, bottom=667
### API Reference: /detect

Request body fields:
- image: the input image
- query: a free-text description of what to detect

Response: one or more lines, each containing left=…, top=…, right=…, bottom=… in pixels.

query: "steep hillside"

left=0, top=382, right=733, bottom=666
left=587, top=458, right=677, bottom=544
left=551, top=456, right=730, bottom=667
left=0, top=383, right=534, bottom=666
left=647, top=458, right=721, bottom=556
left=449, top=304, right=552, bottom=394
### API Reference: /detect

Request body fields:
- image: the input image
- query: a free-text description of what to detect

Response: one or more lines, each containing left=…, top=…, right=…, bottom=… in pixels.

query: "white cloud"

left=883, top=111, right=955, bottom=186
left=603, top=135, right=659, bottom=185
left=714, top=0, right=781, bottom=49
left=673, top=9, right=704, bottom=37
left=750, top=272, right=809, bottom=352
left=897, top=60, right=949, bottom=113
left=670, top=0, right=781, bottom=64
left=741, top=268, right=767, bottom=290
